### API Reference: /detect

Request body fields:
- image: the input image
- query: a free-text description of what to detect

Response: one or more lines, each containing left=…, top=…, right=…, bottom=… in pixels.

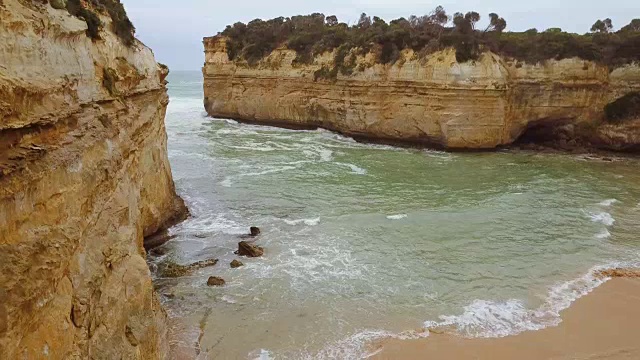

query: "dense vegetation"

left=219, top=7, right=640, bottom=77
left=64, top=0, right=136, bottom=46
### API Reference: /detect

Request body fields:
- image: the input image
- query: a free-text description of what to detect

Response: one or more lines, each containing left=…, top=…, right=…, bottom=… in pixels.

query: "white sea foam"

left=250, top=349, right=273, bottom=360
left=596, top=229, right=611, bottom=239
left=589, top=211, right=615, bottom=226
left=221, top=295, right=238, bottom=304
left=283, top=217, right=321, bottom=226
left=221, top=165, right=300, bottom=187
left=423, top=150, right=455, bottom=160
left=422, top=262, right=638, bottom=339
left=219, top=178, right=233, bottom=187
left=336, top=162, right=368, bottom=175
left=304, top=329, right=428, bottom=359
left=386, top=214, right=408, bottom=220
left=175, top=213, right=247, bottom=235
left=227, top=144, right=278, bottom=152
left=168, top=149, right=215, bottom=163
left=208, top=117, right=239, bottom=125
left=319, top=148, right=334, bottom=162
left=599, top=199, right=619, bottom=207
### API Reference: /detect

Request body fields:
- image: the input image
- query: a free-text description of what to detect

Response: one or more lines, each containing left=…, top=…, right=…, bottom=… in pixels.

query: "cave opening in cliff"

left=604, top=92, right=640, bottom=124
left=513, top=118, right=577, bottom=147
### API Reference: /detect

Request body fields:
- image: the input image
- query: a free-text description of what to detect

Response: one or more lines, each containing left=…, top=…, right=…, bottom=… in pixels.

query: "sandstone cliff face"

left=0, top=1, right=185, bottom=359
left=203, top=36, right=640, bottom=150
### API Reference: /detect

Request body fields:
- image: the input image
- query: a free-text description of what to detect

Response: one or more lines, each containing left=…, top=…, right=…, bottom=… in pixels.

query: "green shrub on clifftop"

left=218, top=8, right=640, bottom=72
left=65, top=0, right=135, bottom=46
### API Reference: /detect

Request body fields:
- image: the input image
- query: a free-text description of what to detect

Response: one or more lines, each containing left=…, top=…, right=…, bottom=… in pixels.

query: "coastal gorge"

left=203, top=12, right=640, bottom=151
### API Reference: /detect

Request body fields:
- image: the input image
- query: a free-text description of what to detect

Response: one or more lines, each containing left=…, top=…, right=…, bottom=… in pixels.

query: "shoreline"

left=206, top=115, right=640, bottom=158
left=371, top=271, right=640, bottom=360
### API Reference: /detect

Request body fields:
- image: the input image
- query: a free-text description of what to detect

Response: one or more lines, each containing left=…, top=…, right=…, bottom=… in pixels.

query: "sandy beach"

left=372, top=274, right=640, bottom=360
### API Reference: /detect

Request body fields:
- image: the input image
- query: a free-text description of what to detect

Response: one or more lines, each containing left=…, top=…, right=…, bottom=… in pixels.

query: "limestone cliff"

left=0, top=1, right=186, bottom=359
left=203, top=36, right=640, bottom=151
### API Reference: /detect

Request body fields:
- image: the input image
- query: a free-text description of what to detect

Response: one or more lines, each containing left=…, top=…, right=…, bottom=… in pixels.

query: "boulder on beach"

left=230, top=259, right=244, bottom=268
left=236, top=241, right=264, bottom=257
left=207, top=276, right=226, bottom=287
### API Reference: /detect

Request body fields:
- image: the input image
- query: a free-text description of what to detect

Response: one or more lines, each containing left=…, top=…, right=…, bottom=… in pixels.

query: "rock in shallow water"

left=207, top=276, right=226, bottom=286
left=230, top=259, right=244, bottom=268
left=159, top=258, right=219, bottom=278
left=236, top=241, right=264, bottom=257
left=250, top=226, right=261, bottom=236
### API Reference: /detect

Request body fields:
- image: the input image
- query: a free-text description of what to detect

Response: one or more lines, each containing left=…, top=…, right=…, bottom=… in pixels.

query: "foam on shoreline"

left=308, top=262, right=640, bottom=359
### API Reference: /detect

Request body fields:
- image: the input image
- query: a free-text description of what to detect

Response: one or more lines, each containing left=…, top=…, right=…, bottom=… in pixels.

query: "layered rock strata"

left=203, top=36, right=640, bottom=151
left=0, top=1, right=186, bottom=358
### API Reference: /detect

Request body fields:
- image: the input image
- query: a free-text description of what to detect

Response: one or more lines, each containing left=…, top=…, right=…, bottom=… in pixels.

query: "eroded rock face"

left=0, top=1, right=186, bottom=359
left=203, top=36, right=640, bottom=151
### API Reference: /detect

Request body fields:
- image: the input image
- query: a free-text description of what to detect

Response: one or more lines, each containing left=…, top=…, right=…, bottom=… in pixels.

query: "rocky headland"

left=203, top=12, right=640, bottom=151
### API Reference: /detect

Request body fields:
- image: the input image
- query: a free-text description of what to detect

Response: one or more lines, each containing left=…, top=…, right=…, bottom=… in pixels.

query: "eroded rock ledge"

left=0, top=1, right=185, bottom=358
left=203, top=36, right=640, bottom=151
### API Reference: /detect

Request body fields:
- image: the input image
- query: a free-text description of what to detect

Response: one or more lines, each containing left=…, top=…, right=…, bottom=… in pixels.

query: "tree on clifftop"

left=326, top=15, right=338, bottom=27
left=465, top=12, right=481, bottom=30
left=486, top=13, right=507, bottom=33
left=591, top=18, right=613, bottom=33
left=358, top=13, right=372, bottom=28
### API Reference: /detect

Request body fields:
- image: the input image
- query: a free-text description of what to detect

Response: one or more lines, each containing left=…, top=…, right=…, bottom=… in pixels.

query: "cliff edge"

left=0, top=1, right=186, bottom=358
left=203, top=35, right=640, bottom=151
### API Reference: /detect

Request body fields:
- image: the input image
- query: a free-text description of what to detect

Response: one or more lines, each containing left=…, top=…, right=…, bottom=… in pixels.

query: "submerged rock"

left=159, top=258, right=219, bottom=278
left=240, top=226, right=262, bottom=239
left=250, top=226, right=261, bottom=236
left=144, top=230, right=177, bottom=252
left=236, top=241, right=264, bottom=257
left=150, top=246, right=170, bottom=257
left=207, top=276, right=226, bottom=287
left=230, top=259, right=244, bottom=268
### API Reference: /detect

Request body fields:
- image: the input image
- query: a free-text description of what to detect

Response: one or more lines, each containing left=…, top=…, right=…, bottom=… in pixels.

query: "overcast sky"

left=124, top=0, right=638, bottom=70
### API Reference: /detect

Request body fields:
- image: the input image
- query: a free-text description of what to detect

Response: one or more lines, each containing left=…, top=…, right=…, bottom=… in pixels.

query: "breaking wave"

left=283, top=217, right=321, bottom=226
left=422, top=262, right=638, bottom=338
left=589, top=211, right=615, bottom=226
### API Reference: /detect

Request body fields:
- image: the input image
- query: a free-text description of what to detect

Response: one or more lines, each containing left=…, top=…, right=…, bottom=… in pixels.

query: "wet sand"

left=372, top=276, right=640, bottom=360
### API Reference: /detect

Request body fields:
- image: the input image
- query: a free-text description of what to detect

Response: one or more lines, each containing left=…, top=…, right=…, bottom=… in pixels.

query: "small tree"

left=429, top=5, right=449, bottom=26
left=464, top=11, right=481, bottom=30
left=453, top=12, right=470, bottom=33
left=591, top=18, right=613, bottom=33
left=326, top=15, right=338, bottom=27
left=486, top=13, right=507, bottom=33
left=358, top=13, right=372, bottom=28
